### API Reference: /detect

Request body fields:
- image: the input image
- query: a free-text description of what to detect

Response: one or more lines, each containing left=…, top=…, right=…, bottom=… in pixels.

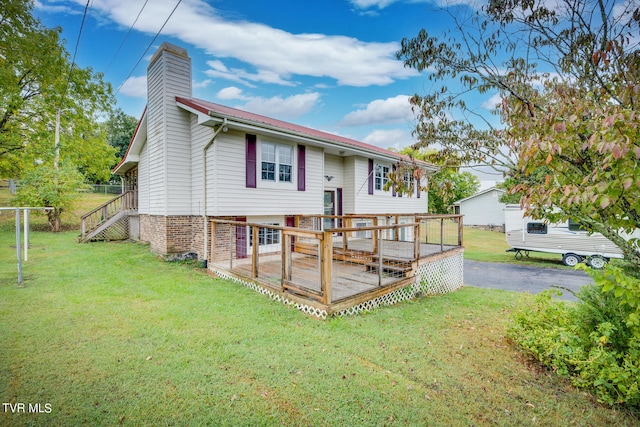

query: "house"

left=453, top=187, right=506, bottom=231
left=110, top=42, right=435, bottom=257
left=82, top=42, right=464, bottom=317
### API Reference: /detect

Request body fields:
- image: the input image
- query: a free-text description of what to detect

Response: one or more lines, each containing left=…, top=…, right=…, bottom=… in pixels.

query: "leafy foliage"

left=393, top=147, right=479, bottom=213
left=0, top=0, right=116, bottom=180
left=508, top=285, right=640, bottom=407
left=397, top=0, right=640, bottom=267
left=428, top=169, right=479, bottom=214
left=13, top=163, right=89, bottom=231
left=105, top=108, right=138, bottom=161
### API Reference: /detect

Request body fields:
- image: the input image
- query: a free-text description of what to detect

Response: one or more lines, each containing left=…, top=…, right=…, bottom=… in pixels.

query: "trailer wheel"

left=587, top=255, right=606, bottom=269
left=562, top=253, right=582, bottom=267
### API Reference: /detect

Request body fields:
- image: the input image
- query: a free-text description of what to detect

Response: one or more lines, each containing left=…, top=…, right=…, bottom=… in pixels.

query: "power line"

left=104, top=0, right=150, bottom=74
left=114, top=0, right=183, bottom=98
left=58, top=0, right=91, bottom=110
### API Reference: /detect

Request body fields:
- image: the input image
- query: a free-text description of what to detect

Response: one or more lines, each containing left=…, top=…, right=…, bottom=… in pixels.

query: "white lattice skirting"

left=211, top=250, right=464, bottom=319
left=334, top=250, right=464, bottom=317
left=91, top=216, right=129, bottom=241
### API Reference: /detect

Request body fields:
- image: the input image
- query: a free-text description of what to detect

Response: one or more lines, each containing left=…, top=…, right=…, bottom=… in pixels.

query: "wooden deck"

left=208, top=215, right=464, bottom=316
left=212, top=238, right=459, bottom=304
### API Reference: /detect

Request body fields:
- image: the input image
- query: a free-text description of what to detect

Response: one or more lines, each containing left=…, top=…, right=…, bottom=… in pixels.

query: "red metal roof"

left=176, top=96, right=434, bottom=167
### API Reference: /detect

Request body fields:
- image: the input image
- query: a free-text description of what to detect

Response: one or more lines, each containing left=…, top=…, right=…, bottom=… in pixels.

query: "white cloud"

left=340, top=95, right=414, bottom=126
left=204, top=60, right=295, bottom=87
left=349, top=0, right=481, bottom=11
left=349, top=0, right=399, bottom=9
left=216, top=86, right=249, bottom=100
left=83, top=0, right=416, bottom=87
left=119, top=75, right=147, bottom=98
left=235, top=92, right=321, bottom=120
left=193, top=79, right=212, bottom=89
left=363, top=129, right=414, bottom=149
left=481, top=93, right=502, bottom=110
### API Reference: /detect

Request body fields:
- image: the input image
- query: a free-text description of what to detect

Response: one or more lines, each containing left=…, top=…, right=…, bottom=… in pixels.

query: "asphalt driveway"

left=464, top=260, right=594, bottom=301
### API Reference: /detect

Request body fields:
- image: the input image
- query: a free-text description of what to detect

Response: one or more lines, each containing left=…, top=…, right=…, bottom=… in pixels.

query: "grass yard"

left=1, top=230, right=638, bottom=426
left=463, top=227, right=567, bottom=267
left=0, top=183, right=114, bottom=233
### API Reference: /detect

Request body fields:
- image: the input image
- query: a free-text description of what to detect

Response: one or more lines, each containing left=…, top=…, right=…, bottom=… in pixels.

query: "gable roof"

left=453, top=186, right=506, bottom=205
left=114, top=97, right=437, bottom=175
left=176, top=97, right=435, bottom=168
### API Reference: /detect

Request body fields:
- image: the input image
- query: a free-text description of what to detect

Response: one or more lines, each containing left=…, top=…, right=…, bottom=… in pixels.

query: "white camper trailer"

left=504, top=204, right=625, bottom=268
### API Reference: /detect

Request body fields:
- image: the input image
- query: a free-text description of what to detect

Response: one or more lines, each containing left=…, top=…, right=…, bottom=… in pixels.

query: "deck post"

left=440, top=218, right=444, bottom=252
left=229, top=224, right=233, bottom=271
left=394, top=215, right=399, bottom=241
left=372, top=217, right=378, bottom=254
left=252, top=226, right=259, bottom=278
left=378, top=229, right=384, bottom=287
left=458, top=215, right=464, bottom=246
left=414, top=223, right=420, bottom=260
left=282, top=232, right=291, bottom=283
left=321, top=231, right=332, bottom=305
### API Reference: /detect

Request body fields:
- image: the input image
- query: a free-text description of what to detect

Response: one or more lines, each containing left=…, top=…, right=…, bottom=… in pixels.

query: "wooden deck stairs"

left=366, top=255, right=415, bottom=278
left=78, top=191, right=137, bottom=243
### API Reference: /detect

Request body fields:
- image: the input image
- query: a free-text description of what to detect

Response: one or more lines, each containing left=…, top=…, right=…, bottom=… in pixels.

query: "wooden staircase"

left=78, top=191, right=137, bottom=242
left=365, top=255, right=415, bottom=278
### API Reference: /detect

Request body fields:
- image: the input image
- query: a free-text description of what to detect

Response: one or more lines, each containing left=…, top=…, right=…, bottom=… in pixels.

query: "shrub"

left=507, top=284, right=640, bottom=407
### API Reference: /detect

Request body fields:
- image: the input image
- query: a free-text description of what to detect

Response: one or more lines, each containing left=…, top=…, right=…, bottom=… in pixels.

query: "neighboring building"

left=110, top=42, right=436, bottom=259
left=453, top=187, right=506, bottom=231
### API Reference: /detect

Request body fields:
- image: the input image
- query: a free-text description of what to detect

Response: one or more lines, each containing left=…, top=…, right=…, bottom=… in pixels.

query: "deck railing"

left=208, top=214, right=463, bottom=312
left=79, top=190, right=137, bottom=239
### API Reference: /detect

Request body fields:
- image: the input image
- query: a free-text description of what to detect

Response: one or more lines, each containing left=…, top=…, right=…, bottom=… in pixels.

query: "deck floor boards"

left=211, top=238, right=458, bottom=303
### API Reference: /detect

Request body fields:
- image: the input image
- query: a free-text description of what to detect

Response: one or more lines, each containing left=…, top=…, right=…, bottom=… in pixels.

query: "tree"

left=0, top=0, right=116, bottom=180
left=105, top=108, right=138, bottom=161
left=396, top=147, right=479, bottom=213
left=13, top=163, right=88, bottom=232
left=397, top=0, right=640, bottom=270
left=429, top=169, right=480, bottom=214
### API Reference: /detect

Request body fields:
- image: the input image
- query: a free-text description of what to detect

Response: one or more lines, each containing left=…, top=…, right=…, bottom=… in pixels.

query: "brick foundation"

left=139, top=215, right=207, bottom=258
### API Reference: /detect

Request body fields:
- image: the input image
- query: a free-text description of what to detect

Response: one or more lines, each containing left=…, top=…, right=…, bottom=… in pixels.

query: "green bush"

left=507, top=284, right=640, bottom=407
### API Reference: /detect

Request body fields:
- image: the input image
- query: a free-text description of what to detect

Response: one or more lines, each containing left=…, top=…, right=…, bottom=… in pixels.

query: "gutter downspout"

left=202, top=118, right=228, bottom=266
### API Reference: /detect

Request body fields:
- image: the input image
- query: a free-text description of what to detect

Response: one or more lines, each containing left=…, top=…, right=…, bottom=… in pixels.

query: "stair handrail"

left=80, top=191, right=137, bottom=239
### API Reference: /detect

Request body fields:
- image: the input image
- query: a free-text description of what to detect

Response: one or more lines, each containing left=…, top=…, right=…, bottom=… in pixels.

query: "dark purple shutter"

left=392, top=164, right=397, bottom=197
left=368, top=159, right=374, bottom=195
left=246, top=135, right=257, bottom=188
left=297, top=145, right=306, bottom=191
left=416, top=176, right=421, bottom=198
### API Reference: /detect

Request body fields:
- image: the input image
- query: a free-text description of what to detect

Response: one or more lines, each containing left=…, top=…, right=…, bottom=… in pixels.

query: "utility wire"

left=104, top=0, right=150, bottom=74
left=114, top=0, right=183, bottom=98
left=58, top=0, right=91, bottom=110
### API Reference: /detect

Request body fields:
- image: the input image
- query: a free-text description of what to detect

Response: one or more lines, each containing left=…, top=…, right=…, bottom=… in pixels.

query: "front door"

left=323, top=190, right=335, bottom=230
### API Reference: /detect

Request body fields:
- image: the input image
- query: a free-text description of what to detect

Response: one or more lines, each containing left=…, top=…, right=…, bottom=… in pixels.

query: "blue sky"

left=33, top=0, right=494, bottom=153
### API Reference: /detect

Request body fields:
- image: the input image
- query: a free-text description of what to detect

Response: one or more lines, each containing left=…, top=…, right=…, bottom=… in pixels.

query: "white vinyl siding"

left=145, top=44, right=192, bottom=215
left=190, top=116, right=214, bottom=215
left=137, top=141, right=150, bottom=214
left=352, top=157, right=428, bottom=214
left=457, top=190, right=506, bottom=227
left=210, top=131, right=323, bottom=216
left=323, top=154, right=344, bottom=189
left=342, top=157, right=356, bottom=213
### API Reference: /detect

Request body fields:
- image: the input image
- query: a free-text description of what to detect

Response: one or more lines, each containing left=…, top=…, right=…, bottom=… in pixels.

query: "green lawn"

left=1, top=230, right=638, bottom=426
left=463, top=227, right=567, bottom=267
